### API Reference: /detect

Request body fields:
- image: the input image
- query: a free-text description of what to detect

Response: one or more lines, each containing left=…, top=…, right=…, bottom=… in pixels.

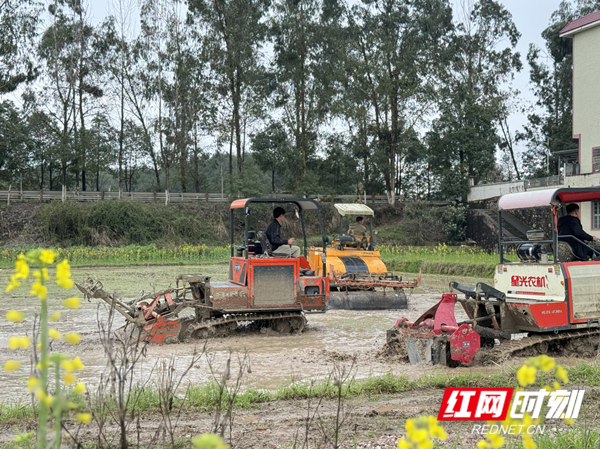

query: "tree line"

left=1, top=0, right=599, bottom=204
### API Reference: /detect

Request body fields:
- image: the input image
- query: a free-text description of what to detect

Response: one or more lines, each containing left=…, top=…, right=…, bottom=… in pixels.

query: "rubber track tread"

left=182, top=312, right=306, bottom=339
left=491, top=328, right=600, bottom=359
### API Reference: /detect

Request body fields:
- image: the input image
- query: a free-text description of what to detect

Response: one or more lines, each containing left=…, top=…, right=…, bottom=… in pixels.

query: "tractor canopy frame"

left=496, top=187, right=600, bottom=262
left=333, top=203, right=375, bottom=250
left=229, top=197, right=328, bottom=273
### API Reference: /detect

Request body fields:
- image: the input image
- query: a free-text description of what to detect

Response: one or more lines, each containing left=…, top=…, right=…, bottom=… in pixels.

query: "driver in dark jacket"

left=265, top=207, right=300, bottom=258
left=558, top=203, right=598, bottom=260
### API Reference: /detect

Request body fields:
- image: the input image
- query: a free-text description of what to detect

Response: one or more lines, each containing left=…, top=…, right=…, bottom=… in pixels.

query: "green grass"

left=0, top=243, right=504, bottom=277
left=0, top=244, right=231, bottom=268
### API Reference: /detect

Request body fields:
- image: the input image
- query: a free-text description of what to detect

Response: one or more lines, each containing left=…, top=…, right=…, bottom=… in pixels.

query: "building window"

left=594, top=201, right=600, bottom=229
left=594, top=148, right=600, bottom=173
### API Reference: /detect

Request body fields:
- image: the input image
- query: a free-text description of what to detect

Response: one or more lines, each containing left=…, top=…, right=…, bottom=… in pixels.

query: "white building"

left=468, top=10, right=600, bottom=233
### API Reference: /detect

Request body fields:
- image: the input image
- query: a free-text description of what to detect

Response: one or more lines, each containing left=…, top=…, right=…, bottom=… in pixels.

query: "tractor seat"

left=556, top=241, right=584, bottom=262
left=256, top=231, right=273, bottom=256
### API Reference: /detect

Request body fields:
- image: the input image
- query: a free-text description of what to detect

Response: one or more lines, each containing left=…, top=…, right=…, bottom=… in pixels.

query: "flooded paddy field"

left=0, top=266, right=523, bottom=401
left=0, top=265, right=592, bottom=447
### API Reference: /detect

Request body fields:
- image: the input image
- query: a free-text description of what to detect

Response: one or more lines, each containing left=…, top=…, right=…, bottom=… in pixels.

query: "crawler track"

left=179, top=312, right=307, bottom=341
left=483, top=328, right=600, bottom=362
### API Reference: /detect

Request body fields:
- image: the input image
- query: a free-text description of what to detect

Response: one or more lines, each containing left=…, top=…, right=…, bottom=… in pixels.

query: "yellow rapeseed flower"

left=27, top=376, right=40, bottom=393
left=517, top=365, right=537, bottom=387
left=556, top=365, right=569, bottom=384
left=30, top=282, right=48, bottom=300
left=522, top=438, right=537, bottom=449
left=486, top=432, right=504, bottom=449
left=62, top=372, right=77, bottom=386
left=477, top=440, right=491, bottom=449
left=8, top=336, right=31, bottom=350
left=39, top=249, right=57, bottom=264
left=6, top=310, right=25, bottom=323
left=48, top=329, right=62, bottom=340
left=537, top=355, right=555, bottom=372
left=398, top=439, right=413, bottom=449
left=35, top=390, right=54, bottom=407
left=75, top=413, right=92, bottom=424
left=61, top=360, right=75, bottom=372
left=49, top=311, right=61, bottom=322
left=408, top=429, right=427, bottom=443
left=63, top=297, right=80, bottom=309
left=15, top=259, right=29, bottom=279
left=33, top=268, right=50, bottom=282
left=4, top=360, right=21, bottom=371
left=73, top=382, right=86, bottom=394
left=64, top=332, right=81, bottom=345
left=6, top=275, right=21, bottom=292
left=73, top=356, right=85, bottom=370
left=56, top=259, right=73, bottom=289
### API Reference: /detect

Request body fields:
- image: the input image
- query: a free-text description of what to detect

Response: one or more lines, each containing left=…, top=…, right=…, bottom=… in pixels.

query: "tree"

left=187, top=0, right=270, bottom=176
left=345, top=0, right=453, bottom=204
left=0, top=101, right=30, bottom=187
left=427, top=0, right=522, bottom=200
left=520, top=0, right=600, bottom=178
left=0, top=0, right=41, bottom=93
left=251, top=122, right=294, bottom=193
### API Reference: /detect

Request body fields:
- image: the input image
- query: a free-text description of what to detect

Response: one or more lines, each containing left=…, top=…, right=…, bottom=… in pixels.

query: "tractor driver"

left=558, top=203, right=598, bottom=260
left=266, top=207, right=301, bottom=258
left=350, top=216, right=367, bottom=238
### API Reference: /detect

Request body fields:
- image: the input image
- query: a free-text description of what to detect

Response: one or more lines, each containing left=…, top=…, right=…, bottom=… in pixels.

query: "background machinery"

left=386, top=187, right=600, bottom=365
left=77, top=198, right=330, bottom=344
left=307, top=203, right=419, bottom=310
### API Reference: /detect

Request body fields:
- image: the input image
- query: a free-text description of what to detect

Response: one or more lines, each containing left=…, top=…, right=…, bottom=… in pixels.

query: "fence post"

left=165, top=190, right=169, bottom=206
left=7, top=184, right=10, bottom=206
left=205, top=192, right=209, bottom=202
left=118, top=189, right=122, bottom=200
left=40, top=190, right=43, bottom=202
left=153, top=191, right=157, bottom=202
left=101, top=191, right=104, bottom=200
left=62, top=185, right=66, bottom=202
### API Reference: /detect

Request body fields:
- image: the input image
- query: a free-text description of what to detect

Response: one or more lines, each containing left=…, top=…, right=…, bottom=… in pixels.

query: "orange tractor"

left=76, top=198, right=330, bottom=344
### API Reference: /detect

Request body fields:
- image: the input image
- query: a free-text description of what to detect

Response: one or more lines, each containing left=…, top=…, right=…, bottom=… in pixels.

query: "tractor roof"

left=498, top=187, right=600, bottom=210
left=334, top=203, right=374, bottom=216
left=230, top=198, right=321, bottom=211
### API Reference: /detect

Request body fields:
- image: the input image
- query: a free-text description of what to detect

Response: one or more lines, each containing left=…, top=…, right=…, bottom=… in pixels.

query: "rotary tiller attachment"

left=387, top=293, right=480, bottom=366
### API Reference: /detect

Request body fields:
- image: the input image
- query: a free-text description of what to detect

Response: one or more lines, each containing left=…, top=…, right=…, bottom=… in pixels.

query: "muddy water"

left=0, top=266, right=564, bottom=404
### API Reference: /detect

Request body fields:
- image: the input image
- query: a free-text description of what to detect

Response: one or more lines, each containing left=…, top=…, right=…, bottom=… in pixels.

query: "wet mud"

left=0, top=267, right=586, bottom=401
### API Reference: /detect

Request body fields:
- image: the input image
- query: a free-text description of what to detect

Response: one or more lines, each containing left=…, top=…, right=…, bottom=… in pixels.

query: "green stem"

left=38, top=280, right=49, bottom=448
left=53, top=363, right=62, bottom=449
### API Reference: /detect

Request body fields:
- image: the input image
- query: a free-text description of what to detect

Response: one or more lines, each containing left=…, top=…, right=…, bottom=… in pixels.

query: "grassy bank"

left=0, top=244, right=501, bottom=277
left=3, top=363, right=599, bottom=423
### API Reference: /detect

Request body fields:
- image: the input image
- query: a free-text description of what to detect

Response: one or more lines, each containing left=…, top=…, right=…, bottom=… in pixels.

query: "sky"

left=85, top=0, right=567, bottom=159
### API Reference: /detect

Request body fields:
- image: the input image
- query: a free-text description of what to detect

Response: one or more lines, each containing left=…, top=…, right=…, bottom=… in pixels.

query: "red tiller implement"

left=391, top=293, right=480, bottom=365
left=387, top=187, right=600, bottom=366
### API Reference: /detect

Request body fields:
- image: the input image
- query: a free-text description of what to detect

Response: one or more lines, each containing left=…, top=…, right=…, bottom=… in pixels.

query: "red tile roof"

left=560, top=10, right=600, bottom=36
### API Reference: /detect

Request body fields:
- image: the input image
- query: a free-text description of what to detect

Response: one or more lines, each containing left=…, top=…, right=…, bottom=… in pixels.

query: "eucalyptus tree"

left=345, top=0, right=453, bottom=204
left=0, top=0, right=42, bottom=94
left=427, top=0, right=521, bottom=200
left=37, top=0, right=104, bottom=189
left=270, top=0, right=342, bottom=180
left=187, top=0, right=270, bottom=175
